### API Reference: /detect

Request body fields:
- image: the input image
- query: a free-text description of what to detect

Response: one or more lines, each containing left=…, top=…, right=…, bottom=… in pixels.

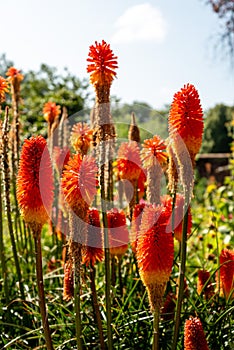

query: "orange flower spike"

left=174, top=194, right=192, bottom=241
left=136, top=204, right=174, bottom=309
left=219, top=248, right=234, bottom=299
left=61, top=154, right=98, bottom=217
left=43, top=101, right=61, bottom=125
left=53, top=146, right=70, bottom=173
left=6, top=67, right=24, bottom=84
left=87, top=40, right=118, bottom=86
left=137, top=205, right=174, bottom=285
left=0, top=76, right=9, bottom=103
left=17, top=135, right=54, bottom=228
left=63, top=261, right=74, bottom=301
left=161, top=194, right=192, bottom=241
left=107, top=208, right=129, bottom=258
left=141, top=135, right=167, bottom=168
left=141, top=135, right=167, bottom=204
left=70, top=122, right=93, bottom=155
left=130, top=202, right=146, bottom=253
left=137, top=170, right=146, bottom=200
left=168, top=84, right=203, bottom=165
left=184, top=317, right=210, bottom=350
left=83, top=208, right=104, bottom=266
left=197, top=270, right=214, bottom=299
left=161, top=292, right=176, bottom=321
left=117, top=141, right=142, bottom=183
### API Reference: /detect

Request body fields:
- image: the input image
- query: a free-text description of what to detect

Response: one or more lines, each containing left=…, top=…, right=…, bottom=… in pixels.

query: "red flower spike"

left=107, top=208, right=129, bottom=258
left=63, top=261, right=74, bottom=301
left=17, top=135, right=54, bottom=227
left=137, top=170, right=146, bottom=200
left=43, top=101, right=61, bottom=125
left=82, top=208, right=104, bottom=266
left=53, top=146, right=70, bottom=173
left=168, top=84, right=203, bottom=164
left=197, top=270, right=214, bottom=299
left=6, top=67, right=24, bottom=83
left=161, top=194, right=192, bottom=242
left=161, top=292, right=176, bottom=321
left=136, top=204, right=174, bottom=286
left=0, top=76, right=9, bottom=103
left=184, top=317, right=210, bottom=350
left=130, top=202, right=146, bottom=253
left=141, top=135, right=167, bottom=168
left=70, top=122, right=93, bottom=155
left=117, top=141, right=142, bottom=183
left=61, top=154, right=98, bottom=216
left=87, top=40, right=118, bottom=86
left=219, top=248, right=234, bottom=299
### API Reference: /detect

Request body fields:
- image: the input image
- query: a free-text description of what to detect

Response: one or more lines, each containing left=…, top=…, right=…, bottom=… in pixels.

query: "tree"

left=201, top=103, right=234, bottom=153
left=20, top=64, right=89, bottom=136
left=0, top=55, right=89, bottom=137
left=204, top=0, right=234, bottom=64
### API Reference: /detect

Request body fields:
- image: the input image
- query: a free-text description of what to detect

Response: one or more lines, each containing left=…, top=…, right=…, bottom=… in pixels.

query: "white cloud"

left=111, top=3, right=167, bottom=44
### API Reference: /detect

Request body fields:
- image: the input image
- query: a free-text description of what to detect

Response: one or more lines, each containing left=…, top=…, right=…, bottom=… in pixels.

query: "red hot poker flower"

left=17, top=135, right=54, bottom=228
left=6, top=67, right=24, bottom=84
left=197, top=270, right=214, bottom=299
left=87, top=40, right=118, bottom=86
left=117, top=141, right=142, bottom=183
left=184, top=317, right=210, bottom=350
left=53, top=146, right=70, bottom=173
left=107, top=208, right=129, bottom=258
left=82, top=208, right=104, bottom=266
left=219, top=248, right=234, bottom=299
left=168, top=84, right=203, bottom=165
left=61, top=154, right=98, bottom=217
left=70, top=122, right=93, bottom=155
left=161, top=193, right=192, bottom=241
left=63, top=261, right=74, bottom=301
left=130, top=202, right=146, bottom=253
left=137, top=205, right=174, bottom=285
left=136, top=204, right=174, bottom=309
left=0, top=76, right=9, bottom=103
left=141, top=135, right=167, bottom=168
left=43, top=101, right=61, bottom=126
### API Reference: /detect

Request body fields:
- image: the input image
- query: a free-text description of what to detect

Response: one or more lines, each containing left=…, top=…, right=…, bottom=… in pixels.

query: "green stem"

left=74, top=247, right=83, bottom=350
left=118, top=257, right=123, bottom=298
left=171, top=191, right=190, bottom=350
left=2, top=108, right=25, bottom=300
left=90, top=266, right=105, bottom=350
left=152, top=307, right=160, bottom=350
left=0, top=167, right=9, bottom=301
left=33, top=228, right=54, bottom=350
left=101, top=161, right=113, bottom=350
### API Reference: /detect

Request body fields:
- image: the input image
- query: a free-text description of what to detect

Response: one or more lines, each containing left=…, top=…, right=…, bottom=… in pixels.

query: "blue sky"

left=1, top=0, right=233, bottom=111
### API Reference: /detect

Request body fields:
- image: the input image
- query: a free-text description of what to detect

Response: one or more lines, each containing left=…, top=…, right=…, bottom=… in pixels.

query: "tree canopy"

left=201, top=103, right=234, bottom=153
